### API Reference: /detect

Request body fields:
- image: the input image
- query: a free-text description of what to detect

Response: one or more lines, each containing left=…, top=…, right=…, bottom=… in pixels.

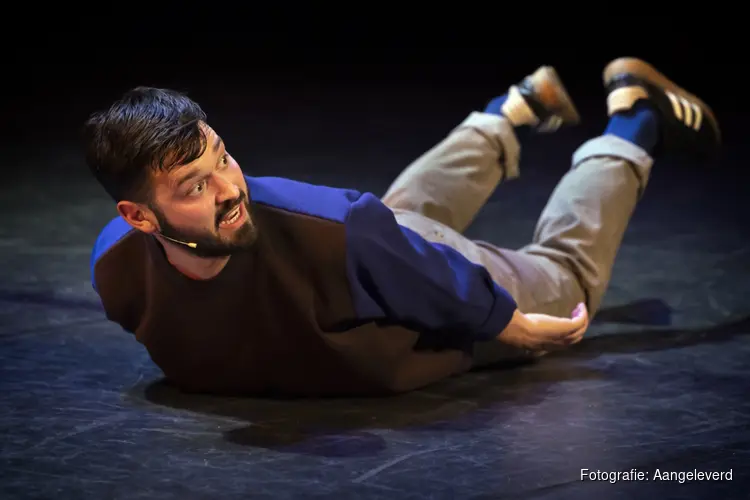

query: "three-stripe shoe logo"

left=666, top=91, right=703, bottom=130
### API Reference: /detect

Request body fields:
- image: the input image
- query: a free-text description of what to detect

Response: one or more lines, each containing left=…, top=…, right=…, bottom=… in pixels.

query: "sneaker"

left=603, top=57, right=721, bottom=160
left=497, top=66, right=581, bottom=132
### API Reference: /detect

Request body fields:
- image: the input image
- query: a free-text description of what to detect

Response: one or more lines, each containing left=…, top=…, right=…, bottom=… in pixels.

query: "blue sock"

left=604, top=100, right=660, bottom=154
left=484, top=94, right=532, bottom=139
left=484, top=95, right=507, bottom=115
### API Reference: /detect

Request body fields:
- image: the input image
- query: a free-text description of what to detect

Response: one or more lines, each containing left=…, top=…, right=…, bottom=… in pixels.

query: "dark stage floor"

left=2, top=59, right=749, bottom=499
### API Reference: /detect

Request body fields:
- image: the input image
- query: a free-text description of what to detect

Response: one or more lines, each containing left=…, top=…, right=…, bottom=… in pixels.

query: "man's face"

left=148, top=125, right=258, bottom=257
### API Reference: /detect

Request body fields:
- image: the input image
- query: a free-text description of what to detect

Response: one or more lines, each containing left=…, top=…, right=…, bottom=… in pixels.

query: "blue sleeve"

left=90, top=216, right=134, bottom=293
left=345, top=192, right=517, bottom=341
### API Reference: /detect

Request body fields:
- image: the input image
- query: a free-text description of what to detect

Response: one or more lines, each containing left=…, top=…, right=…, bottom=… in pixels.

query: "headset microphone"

left=159, top=234, right=198, bottom=249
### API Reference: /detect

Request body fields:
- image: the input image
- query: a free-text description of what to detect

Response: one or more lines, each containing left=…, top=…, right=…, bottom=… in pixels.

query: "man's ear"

left=116, top=201, right=158, bottom=234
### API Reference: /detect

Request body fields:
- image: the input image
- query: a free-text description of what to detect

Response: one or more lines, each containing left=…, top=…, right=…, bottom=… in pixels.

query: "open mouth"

left=219, top=203, right=243, bottom=227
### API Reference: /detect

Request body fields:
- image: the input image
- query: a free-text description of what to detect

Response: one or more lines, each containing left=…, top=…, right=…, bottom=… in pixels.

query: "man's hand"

left=497, top=302, right=589, bottom=352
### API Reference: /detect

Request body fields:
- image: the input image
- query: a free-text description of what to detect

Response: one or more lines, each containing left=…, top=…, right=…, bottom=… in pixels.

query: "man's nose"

left=215, top=175, right=240, bottom=202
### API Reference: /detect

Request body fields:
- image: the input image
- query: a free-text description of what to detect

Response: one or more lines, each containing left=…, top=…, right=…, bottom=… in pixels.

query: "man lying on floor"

left=86, top=58, right=720, bottom=396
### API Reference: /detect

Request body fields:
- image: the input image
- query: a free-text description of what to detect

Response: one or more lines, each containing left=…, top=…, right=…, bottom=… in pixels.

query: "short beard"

left=151, top=192, right=258, bottom=258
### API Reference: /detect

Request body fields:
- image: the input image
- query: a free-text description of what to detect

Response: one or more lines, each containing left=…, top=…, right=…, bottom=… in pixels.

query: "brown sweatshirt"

left=91, top=175, right=517, bottom=397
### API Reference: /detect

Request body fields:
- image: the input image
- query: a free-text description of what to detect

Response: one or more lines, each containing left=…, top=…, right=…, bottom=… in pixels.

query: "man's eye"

left=189, top=180, right=206, bottom=195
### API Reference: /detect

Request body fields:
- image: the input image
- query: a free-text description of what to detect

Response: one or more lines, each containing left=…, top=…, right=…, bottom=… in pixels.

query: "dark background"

left=1, top=21, right=748, bottom=499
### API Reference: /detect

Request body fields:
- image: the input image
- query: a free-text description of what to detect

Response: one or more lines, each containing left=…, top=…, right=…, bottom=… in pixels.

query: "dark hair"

left=83, top=87, right=208, bottom=203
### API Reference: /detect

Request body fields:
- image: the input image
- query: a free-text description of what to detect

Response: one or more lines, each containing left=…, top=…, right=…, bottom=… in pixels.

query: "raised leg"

left=411, top=134, right=653, bottom=368
left=477, top=57, right=721, bottom=366
left=521, top=56, right=722, bottom=320
left=382, top=65, right=580, bottom=234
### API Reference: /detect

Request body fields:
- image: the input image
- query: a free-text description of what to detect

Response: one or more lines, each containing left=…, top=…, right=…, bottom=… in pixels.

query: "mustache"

left=215, top=191, right=247, bottom=225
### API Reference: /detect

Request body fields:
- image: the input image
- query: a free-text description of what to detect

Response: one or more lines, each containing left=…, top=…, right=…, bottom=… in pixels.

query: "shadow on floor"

left=0, top=290, right=670, bottom=321
left=0, top=289, right=103, bottom=312
left=123, top=299, right=749, bottom=458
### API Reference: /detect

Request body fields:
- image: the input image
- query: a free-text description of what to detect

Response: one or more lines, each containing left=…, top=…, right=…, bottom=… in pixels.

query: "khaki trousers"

left=381, top=112, right=654, bottom=367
